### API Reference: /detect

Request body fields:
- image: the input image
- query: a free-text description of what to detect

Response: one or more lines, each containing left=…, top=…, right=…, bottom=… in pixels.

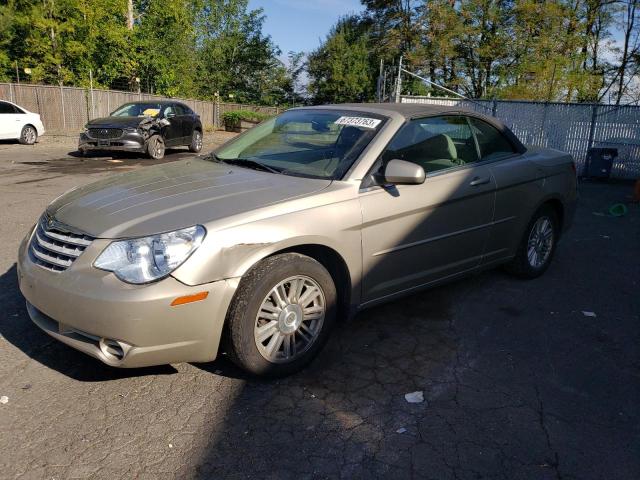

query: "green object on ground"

left=608, top=203, right=628, bottom=217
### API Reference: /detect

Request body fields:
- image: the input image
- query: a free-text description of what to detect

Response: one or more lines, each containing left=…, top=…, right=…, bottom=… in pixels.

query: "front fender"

left=171, top=197, right=363, bottom=291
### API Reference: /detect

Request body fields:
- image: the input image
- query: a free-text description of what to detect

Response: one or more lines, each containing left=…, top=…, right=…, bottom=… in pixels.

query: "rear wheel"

left=19, top=125, right=37, bottom=145
left=189, top=130, right=203, bottom=153
left=225, top=253, right=337, bottom=377
left=146, top=135, right=165, bottom=160
left=505, top=206, right=558, bottom=278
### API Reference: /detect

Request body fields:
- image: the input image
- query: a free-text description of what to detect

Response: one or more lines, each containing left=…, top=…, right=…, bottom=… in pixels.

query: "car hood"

left=46, top=159, right=332, bottom=238
left=87, top=116, right=150, bottom=128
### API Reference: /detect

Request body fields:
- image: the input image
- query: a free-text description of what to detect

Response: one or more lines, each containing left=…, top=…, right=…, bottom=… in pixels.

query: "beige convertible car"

left=18, top=103, right=576, bottom=376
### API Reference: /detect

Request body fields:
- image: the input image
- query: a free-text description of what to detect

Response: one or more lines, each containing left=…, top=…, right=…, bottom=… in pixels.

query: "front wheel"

left=505, top=206, right=558, bottom=278
left=189, top=130, right=203, bottom=153
left=225, top=253, right=337, bottom=377
left=19, top=125, right=37, bottom=145
left=146, top=135, right=165, bottom=160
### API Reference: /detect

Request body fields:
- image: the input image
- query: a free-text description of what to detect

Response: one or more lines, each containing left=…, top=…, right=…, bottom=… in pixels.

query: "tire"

left=146, top=135, right=165, bottom=160
left=189, top=130, right=203, bottom=153
left=505, top=205, right=559, bottom=279
left=19, top=125, right=37, bottom=145
left=225, top=253, right=337, bottom=377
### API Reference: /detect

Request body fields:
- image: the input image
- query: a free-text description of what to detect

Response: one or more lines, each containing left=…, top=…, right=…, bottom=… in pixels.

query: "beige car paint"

left=17, top=103, right=577, bottom=368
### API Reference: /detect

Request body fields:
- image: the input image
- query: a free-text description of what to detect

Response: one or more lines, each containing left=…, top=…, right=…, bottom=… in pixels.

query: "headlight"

left=94, top=225, right=206, bottom=284
left=124, top=127, right=137, bottom=133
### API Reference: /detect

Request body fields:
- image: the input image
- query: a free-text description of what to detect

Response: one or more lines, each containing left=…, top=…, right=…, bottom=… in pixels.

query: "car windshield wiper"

left=220, top=158, right=282, bottom=174
left=201, top=152, right=222, bottom=162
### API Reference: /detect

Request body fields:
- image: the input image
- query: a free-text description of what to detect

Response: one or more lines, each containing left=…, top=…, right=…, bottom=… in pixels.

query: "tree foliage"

left=308, top=0, right=640, bottom=104
left=2, top=0, right=638, bottom=104
left=1, top=0, right=300, bottom=105
left=307, top=16, right=375, bottom=104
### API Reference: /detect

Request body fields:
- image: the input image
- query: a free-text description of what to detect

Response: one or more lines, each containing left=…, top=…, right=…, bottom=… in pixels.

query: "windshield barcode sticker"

left=335, top=116, right=382, bottom=129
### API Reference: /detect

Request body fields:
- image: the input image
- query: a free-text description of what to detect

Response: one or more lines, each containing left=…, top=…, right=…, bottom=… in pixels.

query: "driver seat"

left=415, top=134, right=464, bottom=173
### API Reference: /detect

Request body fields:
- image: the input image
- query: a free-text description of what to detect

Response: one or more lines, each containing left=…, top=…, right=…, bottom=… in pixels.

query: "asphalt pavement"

left=0, top=136, right=638, bottom=479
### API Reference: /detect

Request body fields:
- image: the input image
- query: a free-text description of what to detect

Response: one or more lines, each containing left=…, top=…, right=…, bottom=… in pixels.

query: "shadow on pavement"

left=0, top=264, right=178, bottom=382
left=188, top=182, right=639, bottom=479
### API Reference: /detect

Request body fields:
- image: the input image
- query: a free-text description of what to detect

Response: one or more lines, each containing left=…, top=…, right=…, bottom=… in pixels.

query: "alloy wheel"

left=254, top=275, right=325, bottom=363
left=527, top=216, right=554, bottom=268
left=150, top=138, right=164, bottom=159
left=23, top=126, right=36, bottom=144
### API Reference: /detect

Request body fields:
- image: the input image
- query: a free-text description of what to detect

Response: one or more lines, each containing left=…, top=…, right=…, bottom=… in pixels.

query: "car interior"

left=381, top=117, right=480, bottom=174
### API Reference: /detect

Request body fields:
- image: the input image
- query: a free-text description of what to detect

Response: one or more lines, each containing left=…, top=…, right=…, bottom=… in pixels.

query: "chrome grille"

left=88, top=128, right=123, bottom=139
left=29, top=216, right=94, bottom=272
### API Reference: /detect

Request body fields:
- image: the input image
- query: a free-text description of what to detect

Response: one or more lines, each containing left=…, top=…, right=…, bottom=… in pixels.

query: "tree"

left=285, top=51, right=306, bottom=105
left=0, top=2, right=15, bottom=81
left=611, top=0, right=639, bottom=104
left=307, top=16, right=374, bottom=103
left=194, top=0, right=281, bottom=102
left=135, top=0, right=197, bottom=96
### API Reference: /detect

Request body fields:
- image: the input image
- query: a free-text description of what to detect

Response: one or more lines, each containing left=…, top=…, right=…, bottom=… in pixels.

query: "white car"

left=0, top=100, right=45, bottom=144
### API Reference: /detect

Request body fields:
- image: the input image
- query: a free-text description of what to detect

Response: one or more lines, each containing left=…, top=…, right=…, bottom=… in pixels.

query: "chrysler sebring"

left=18, top=103, right=576, bottom=376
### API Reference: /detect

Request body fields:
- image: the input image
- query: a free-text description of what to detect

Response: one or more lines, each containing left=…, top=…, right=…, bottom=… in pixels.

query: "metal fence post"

left=587, top=104, right=599, bottom=149
left=538, top=102, right=549, bottom=145
left=89, top=69, right=95, bottom=119
left=9, top=82, right=14, bottom=103
left=35, top=86, right=41, bottom=114
left=60, top=85, right=66, bottom=131
left=492, top=99, right=497, bottom=117
left=214, top=94, right=220, bottom=129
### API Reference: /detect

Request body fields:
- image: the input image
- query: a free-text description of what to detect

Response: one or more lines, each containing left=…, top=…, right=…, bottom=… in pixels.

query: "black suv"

left=79, top=101, right=203, bottom=159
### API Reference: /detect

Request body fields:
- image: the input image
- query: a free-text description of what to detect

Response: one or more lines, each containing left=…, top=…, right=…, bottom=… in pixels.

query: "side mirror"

left=383, top=159, right=425, bottom=185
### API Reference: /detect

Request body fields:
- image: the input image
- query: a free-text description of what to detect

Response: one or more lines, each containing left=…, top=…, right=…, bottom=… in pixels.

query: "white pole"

left=395, top=56, right=403, bottom=103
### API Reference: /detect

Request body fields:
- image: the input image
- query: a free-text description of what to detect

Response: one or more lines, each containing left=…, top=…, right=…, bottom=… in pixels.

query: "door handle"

left=469, top=176, right=490, bottom=186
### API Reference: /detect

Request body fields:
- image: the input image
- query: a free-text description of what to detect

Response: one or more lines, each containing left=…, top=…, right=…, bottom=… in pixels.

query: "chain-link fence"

left=0, top=83, right=280, bottom=134
left=401, top=95, right=640, bottom=179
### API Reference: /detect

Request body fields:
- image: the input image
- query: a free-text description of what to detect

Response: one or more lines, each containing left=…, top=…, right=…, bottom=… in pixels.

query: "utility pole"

left=127, top=0, right=134, bottom=30
left=378, top=59, right=383, bottom=102
left=395, top=56, right=403, bottom=103
left=15, top=61, right=20, bottom=83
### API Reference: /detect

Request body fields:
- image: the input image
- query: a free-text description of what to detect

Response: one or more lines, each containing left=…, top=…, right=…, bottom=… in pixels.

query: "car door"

left=161, top=104, right=182, bottom=146
left=175, top=104, right=195, bottom=142
left=359, top=115, right=496, bottom=304
left=468, top=117, right=543, bottom=265
left=0, top=101, right=20, bottom=139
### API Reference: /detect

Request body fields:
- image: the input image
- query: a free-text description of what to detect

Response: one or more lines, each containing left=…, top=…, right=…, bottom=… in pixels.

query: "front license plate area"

left=97, top=139, right=110, bottom=147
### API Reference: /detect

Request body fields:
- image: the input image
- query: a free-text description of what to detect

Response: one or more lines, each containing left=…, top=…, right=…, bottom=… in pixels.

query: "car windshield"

left=111, top=103, right=163, bottom=118
left=213, top=109, right=386, bottom=179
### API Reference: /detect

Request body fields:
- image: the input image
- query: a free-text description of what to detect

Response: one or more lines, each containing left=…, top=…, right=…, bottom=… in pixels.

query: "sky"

left=248, top=0, right=365, bottom=55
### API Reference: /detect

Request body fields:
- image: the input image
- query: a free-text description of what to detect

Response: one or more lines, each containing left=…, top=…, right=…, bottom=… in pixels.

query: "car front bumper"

left=17, top=230, right=239, bottom=368
left=78, top=131, right=147, bottom=153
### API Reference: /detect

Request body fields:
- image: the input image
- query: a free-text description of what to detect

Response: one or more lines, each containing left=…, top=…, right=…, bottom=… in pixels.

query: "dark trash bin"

left=585, top=147, right=617, bottom=179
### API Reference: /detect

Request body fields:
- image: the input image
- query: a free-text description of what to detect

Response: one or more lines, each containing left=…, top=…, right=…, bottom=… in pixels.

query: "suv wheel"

left=189, top=130, right=203, bottom=153
left=225, top=253, right=337, bottom=377
left=505, top=205, right=558, bottom=278
left=19, top=125, right=37, bottom=145
left=147, top=135, right=165, bottom=160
